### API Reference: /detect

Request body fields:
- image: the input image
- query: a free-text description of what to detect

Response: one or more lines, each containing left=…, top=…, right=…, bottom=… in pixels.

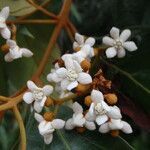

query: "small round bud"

left=43, top=112, right=54, bottom=121
left=80, top=59, right=91, bottom=72
left=1, top=44, right=9, bottom=52
left=75, top=84, right=91, bottom=95
left=104, top=93, right=118, bottom=105
left=84, top=96, right=92, bottom=107
left=45, top=97, right=54, bottom=107
left=74, top=47, right=81, bottom=52
left=76, top=127, right=86, bottom=133
left=94, top=48, right=99, bottom=56
left=110, top=130, right=119, bottom=137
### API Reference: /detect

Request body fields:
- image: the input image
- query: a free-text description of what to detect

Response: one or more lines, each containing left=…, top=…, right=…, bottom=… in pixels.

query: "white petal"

left=42, top=85, right=53, bottom=96
left=67, top=81, right=78, bottom=91
left=73, top=113, right=85, bottom=127
left=73, top=53, right=84, bottom=63
left=23, top=92, right=34, bottom=104
left=64, top=57, right=74, bottom=70
left=0, top=22, right=6, bottom=28
left=107, top=106, right=122, bottom=119
left=34, top=101, right=43, bottom=113
left=109, top=119, right=123, bottom=130
left=6, top=39, right=17, bottom=49
left=121, top=121, right=133, bottom=134
left=40, top=97, right=47, bottom=107
left=51, top=119, right=65, bottom=129
left=89, top=103, right=95, bottom=116
left=117, top=47, right=126, bottom=58
left=34, top=113, right=44, bottom=123
left=75, top=33, right=84, bottom=45
left=61, top=54, right=73, bottom=61
left=120, top=29, right=131, bottom=42
left=110, top=27, right=120, bottom=39
left=85, top=121, right=96, bottom=130
left=99, top=123, right=110, bottom=133
left=85, top=37, right=95, bottom=46
left=96, top=115, right=108, bottom=125
left=60, top=79, right=70, bottom=90
left=1, top=27, right=11, bottom=39
left=123, top=41, right=137, bottom=52
left=47, top=72, right=62, bottom=83
left=0, top=7, right=9, bottom=19
left=72, top=102, right=83, bottom=113
left=73, top=41, right=79, bottom=49
left=85, top=111, right=96, bottom=121
left=73, top=60, right=82, bottom=73
left=44, top=134, right=53, bottom=144
left=77, top=72, right=92, bottom=84
left=4, top=53, right=13, bottom=62
left=56, top=67, right=67, bottom=78
left=102, top=36, right=114, bottom=46
left=80, top=45, right=91, bottom=56
left=27, top=80, right=38, bottom=91
left=21, top=48, right=33, bottom=57
left=105, top=47, right=117, bottom=58
left=65, top=118, right=74, bottom=130
left=91, top=90, right=104, bottom=103
left=101, top=101, right=111, bottom=112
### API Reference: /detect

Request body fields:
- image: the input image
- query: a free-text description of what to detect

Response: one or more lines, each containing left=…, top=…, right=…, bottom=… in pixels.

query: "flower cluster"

left=0, top=7, right=33, bottom=62
left=22, top=30, right=136, bottom=145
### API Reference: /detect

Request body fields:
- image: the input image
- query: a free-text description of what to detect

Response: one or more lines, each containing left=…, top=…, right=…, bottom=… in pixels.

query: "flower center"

left=114, top=40, right=123, bottom=50
left=33, top=90, right=45, bottom=101
left=94, top=103, right=107, bottom=115
left=66, top=69, right=78, bottom=81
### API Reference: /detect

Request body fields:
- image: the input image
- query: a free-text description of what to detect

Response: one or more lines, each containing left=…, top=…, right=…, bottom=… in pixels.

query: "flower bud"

left=74, top=47, right=81, bottom=52
left=45, top=97, right=54, bottom=107
left=80, top=59, right=91, bottom=72
left=1, top=44, right=9, bottom=52
left=76, top=127, right=86, bottom=133
left=43, top=112, right=54, bottom=121
left=75, top=84, right=91, bottom=95
left=104, top=93, right=118, bottom=105
left=84, top=96, right=92, bottom=107
left=94, top=48, right=99, bottom=56
left=110, top=130, right=119, bottom=137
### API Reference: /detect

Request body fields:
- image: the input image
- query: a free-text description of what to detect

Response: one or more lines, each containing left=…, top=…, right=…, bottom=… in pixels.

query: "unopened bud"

left=43, top=112, right=54, bottom=121
left=1, top=44, right=9, bottom=52
left=80, top=59, right=91, bottom=72
left=104, top=93, right=118, bottom=105
left=84, top=96, right=92, bottom=107
left=45, top=97, right=54, bottom=107
left=76, top=127, right=86, bottom=133
left=110, top=130, right=119, bottom=137
left=75, top=84, right=91, bottom=95
left=74, top=47, right=81, bottom=52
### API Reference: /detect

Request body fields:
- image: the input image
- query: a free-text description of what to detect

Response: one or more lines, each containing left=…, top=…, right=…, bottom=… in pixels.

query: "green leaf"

left=0, top=0, right=49, bottom=16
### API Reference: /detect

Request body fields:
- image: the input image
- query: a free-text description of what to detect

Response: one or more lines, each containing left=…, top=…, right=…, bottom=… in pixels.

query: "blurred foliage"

left=0, top=0, right=150, bottom=150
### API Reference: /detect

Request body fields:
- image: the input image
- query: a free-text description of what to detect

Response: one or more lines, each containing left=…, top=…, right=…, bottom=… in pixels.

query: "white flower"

left=0, top=7, right=11, bottom=39
left=73, top=45, right=93, bottom=63
left=102, top=27, right=137, bottom=58
left=23, top=80, right=53, bottom=113
left=61, top=45, right=92, bottom=64
left=47, top=56, right=92, bottom=91
left=65, top=102, right=96, bottom=130
left=87, top=90, right=122, bottom=126
left=34, top=113, right=65, bottom=144
left=4, top=39, right=33, bottom=62
left=99, top=118, right=133, bottom=134
left=73, top=33, right=96, bottom=58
